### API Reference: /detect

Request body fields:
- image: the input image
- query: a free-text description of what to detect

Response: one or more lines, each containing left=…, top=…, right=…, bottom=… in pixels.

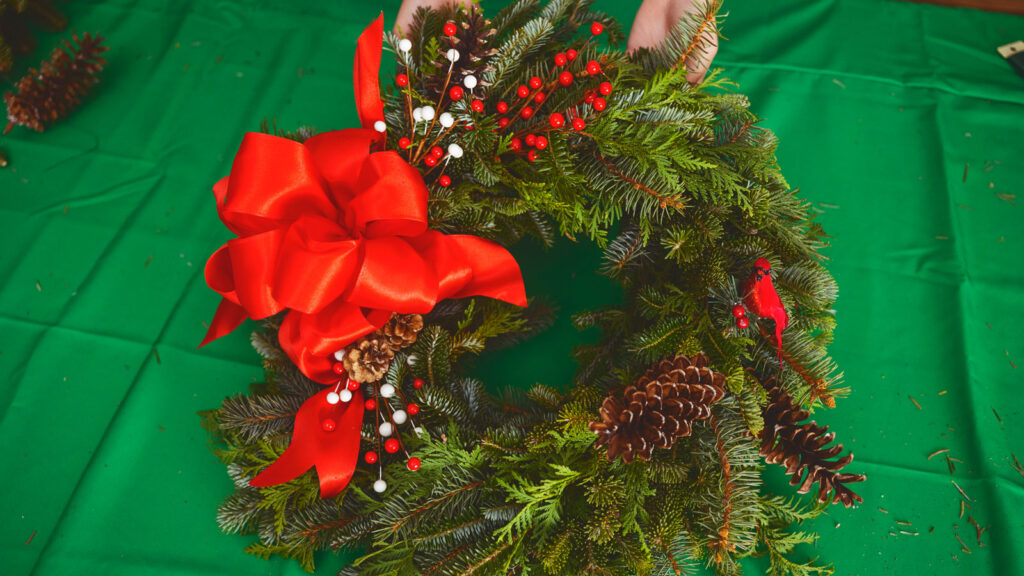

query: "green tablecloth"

left=1, top=0, right=1022, bottom=574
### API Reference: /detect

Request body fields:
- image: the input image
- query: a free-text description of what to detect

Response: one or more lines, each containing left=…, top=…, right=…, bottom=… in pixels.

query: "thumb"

left=394, top=0, right=467, bottom=36
left=627, top=0, right=718, bottom=83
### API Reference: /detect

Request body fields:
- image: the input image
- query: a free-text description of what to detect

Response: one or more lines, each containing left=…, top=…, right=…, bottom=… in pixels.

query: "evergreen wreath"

left=199, top=1, right=865, bottom=574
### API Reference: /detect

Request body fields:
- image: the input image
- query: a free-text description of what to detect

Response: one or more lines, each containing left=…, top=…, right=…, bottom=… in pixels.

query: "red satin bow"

left=200, top=15, right=525, bottom=497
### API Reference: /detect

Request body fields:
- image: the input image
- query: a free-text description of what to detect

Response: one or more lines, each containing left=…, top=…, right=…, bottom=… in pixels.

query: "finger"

left=627, top=0, right=673, bottom=54
left=627, top=0, right=719, bottom=82
left=393, top=0, right=466, bottom=36
left=685, top=30, right=718, bottom=83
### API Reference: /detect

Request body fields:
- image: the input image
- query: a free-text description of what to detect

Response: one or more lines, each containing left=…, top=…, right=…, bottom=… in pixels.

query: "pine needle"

left=952, top=481, right=974, bottom=502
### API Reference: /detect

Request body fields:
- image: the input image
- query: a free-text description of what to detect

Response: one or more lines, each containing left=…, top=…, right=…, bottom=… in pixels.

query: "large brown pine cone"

left=341, top=335, right=395, bottom=383
left=759, top=378, right=865, bottom=507
left=382, top=314, right=424, bottom=350
left=590, top=353, right=726, bottom=463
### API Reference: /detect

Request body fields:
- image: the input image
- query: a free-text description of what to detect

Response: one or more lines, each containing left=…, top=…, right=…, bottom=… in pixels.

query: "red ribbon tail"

left=199, top=298, right=249, bottom=347
left=354, top=14, right=385, bottom=132
left=446, top=235, right=528, bottom=307
left=250, top=388, right=365, bottom=498
left=248, top=438, right=309, bottom=488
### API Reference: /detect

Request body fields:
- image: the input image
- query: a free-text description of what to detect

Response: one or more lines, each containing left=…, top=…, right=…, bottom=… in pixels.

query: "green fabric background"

left=1, top=0, right=1022, bottom=574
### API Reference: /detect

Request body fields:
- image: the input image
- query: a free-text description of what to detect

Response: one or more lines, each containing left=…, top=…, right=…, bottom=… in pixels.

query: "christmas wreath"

left=199, top=2, right=865, bottom=574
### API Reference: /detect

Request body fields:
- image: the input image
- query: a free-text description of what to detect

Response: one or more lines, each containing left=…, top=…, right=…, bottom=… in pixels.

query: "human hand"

left=394, top=0, right=466, bottom=36
left=627, top=0, right=718, bottom=83
left=393, top=0, right=718, bottom=83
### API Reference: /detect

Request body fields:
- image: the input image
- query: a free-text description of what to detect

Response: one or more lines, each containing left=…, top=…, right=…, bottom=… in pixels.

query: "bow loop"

left=218, top=133, right=338, bottom=236
left=279, top=303, right=393, bottom=382
left=305, top=128, right=379, bottom=201
left=225, top=230, right=287, bottom=319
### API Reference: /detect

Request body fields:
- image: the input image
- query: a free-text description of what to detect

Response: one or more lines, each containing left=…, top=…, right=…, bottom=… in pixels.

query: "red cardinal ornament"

left=742, top=258, right=788, bottom=355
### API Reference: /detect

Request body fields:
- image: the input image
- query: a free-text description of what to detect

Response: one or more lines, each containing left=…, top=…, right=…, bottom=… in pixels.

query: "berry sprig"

left=393, top=21, right=474, bottom=188
left=493, top=22, right=614, bottom=162
left=322, top=355, right=426, bottom=494
left=389, top=16, right=614, bottom=178
left=732, top=304, right=750, bottom=330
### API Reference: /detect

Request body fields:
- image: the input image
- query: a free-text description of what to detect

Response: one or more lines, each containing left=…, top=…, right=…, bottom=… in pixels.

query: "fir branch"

left=388, top=481, right=483, bottom=535
left=707, top=412, right=736, bottom=563
left=594, top=150, right=686, bottom=211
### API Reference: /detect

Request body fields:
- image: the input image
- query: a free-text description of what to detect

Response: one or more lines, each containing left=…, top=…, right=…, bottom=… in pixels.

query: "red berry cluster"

left=390, top=19, right=613, bottom=187
left=390, top=21, right=477, bottom=190
left=324, top=359, right=429, bottom=490
left=479, top=22, right=611, bottom=163
left=732, top=304, right=750, bottom=329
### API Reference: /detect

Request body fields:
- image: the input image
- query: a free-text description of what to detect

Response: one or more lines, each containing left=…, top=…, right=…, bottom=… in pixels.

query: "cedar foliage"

left=3, top=31, right=106, bottom=133
left=203, top=1, right=861, bottom=574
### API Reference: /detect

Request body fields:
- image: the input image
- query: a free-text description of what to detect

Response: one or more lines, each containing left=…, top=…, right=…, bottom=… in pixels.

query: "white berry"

left=446, top=48, right=460, bottom=62
left=380, top=383, right=396, bottom=398
left=413, top=107, right=423, bottom=122
left=447, top=143, right=464, bottom=158
left=373, top=120, right=387, bottom=133
left=340, top=389, right=353, bottom=403
left=326, top=392, right=340, bottom=405
left=398, top=39, right=412, bottom=53
left=373, top=479, right=387, bottom=493
left=463, top=75, right=477, bottom=89
left=406, top=354, right=418, bottom=366
left=422, top=106, right=435, bottom=121
left=439, top=112, right=454, bottom=128
left=392, top=410, right=408, bottom=425
left=333, top=350, right=345, bottom=362
left=379, top=422, right=394, bottom=437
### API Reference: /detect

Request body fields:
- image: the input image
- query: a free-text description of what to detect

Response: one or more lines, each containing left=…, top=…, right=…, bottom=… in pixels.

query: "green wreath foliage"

left=201, top=1, right=860, bottom=574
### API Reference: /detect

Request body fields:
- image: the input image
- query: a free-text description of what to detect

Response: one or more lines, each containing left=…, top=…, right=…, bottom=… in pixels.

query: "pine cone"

left=4, top=32, right=107, bottom=133
left=422, top=7, right=496, bottom=99
left=382, top=313, right=423, bottom=350
left=759, top=378, right=865, bottom=507
left=341, top=335, right=395, bottom=383
left=590, top=353, right=725, bottom=463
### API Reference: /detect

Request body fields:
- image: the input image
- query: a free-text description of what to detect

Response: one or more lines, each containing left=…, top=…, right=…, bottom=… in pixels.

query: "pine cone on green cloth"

left=4, top=32, right=107, bottom=133
left=759, top=378, right=865, bottom=507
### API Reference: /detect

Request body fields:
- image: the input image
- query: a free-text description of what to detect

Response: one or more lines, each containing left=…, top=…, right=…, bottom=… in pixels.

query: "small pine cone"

left=422, top=7, right=496, bottom=99
left=590, top=353, right=726, bottom=463
left=382, top=314, right=423, bottom=350
left=759, top=378, right=865, bottom=507
left=342, top=335, right=394, bottom=383
left=4, top=32, right=107, bottom=134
